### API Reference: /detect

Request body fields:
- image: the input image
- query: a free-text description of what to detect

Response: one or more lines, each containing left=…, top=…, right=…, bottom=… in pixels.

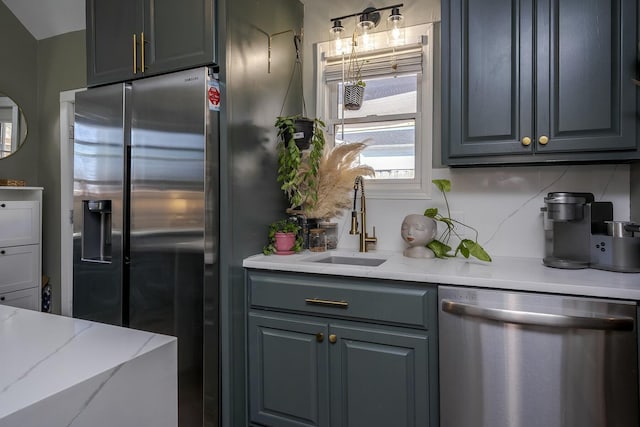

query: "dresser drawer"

left=0, top=245, right=39, bottom=293
left=248, top=270, right=436, bottom=329
left=0, top=287, right=40, bottom=311
left=0, top=201, right=40, bottom=247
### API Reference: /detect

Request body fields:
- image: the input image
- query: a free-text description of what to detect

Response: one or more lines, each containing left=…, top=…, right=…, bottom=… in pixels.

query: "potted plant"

left=275, top=115, right=326, bottom=211
left=263, top=218, right=303, bottom=255
left=344, top=33, right=366, bottom=110
left=423, top=179, right=491, bottom=262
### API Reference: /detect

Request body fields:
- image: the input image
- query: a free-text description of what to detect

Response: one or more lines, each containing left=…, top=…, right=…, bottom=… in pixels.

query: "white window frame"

left=315, top=23, right=434, bottom=199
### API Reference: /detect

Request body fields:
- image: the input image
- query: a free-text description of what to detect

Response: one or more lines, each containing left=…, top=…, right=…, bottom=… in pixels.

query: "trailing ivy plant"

left=275, top=115, right=326, bottom=210
left=424, top=179, right=492, bottom=262
left=263, top=218, right=303, bottom=255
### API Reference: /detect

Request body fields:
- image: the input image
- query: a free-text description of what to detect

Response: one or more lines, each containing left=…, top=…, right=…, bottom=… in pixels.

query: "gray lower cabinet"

left=442, top=0, right=638, bottom=165
left=86, top=0, right=216, bottom=87
left=246, top=270, right=438, bottom=427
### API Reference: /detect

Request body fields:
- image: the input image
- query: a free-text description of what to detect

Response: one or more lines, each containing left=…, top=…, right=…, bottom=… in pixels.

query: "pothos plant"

left=424, top=179, right=492, bottom=262
left=263, top=218, right=303, bottom=255
left=275, top=115, right=326, bottom=210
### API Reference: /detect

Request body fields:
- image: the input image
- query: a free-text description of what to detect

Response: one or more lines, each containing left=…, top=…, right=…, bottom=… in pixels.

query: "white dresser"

left=0, top=186, right=42, bottom=311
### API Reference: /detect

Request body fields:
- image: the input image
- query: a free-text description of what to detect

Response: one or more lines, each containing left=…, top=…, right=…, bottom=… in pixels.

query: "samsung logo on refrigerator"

left=185, top=76, right=200, bottom=82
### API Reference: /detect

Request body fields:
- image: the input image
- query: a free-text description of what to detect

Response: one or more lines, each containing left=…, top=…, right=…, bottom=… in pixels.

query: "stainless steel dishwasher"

left=438, top=286, right=638, bottom=427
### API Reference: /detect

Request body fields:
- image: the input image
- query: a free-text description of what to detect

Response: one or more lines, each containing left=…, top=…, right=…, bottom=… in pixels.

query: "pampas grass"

left=296, top=142, right=374, bottom=219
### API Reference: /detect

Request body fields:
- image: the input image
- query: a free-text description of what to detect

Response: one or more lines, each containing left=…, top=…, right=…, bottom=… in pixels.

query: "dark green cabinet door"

left=248, top=312, right=330, bottom=427
left=535, top=0, right=636, bottom=154
left=86, top=0, right=215, bottom=87
left=86, top=0, right=143, bottom=86
left=443, top=0, right=638, bottom=165
left=443, top=0, right=534, bottom=158
left=144, top=0, right=216, bottom=76
left=329, top=323, right=431, bottom=427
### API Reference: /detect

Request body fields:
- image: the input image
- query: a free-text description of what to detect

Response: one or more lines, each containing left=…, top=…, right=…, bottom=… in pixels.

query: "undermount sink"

left=308, top=255, right=387, bottom=267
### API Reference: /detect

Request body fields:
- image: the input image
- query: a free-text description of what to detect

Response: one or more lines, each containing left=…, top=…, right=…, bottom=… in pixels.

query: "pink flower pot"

left=274, top=232, right=296, bottom=254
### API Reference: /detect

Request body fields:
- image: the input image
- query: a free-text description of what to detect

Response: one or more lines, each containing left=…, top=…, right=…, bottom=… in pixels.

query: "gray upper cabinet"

left=442, top=0, right=638, bottom=165
left=86, top=0, right=216, bottom=87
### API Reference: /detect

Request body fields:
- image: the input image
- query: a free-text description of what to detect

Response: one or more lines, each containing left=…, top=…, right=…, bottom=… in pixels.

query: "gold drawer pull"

left=329, top=334, right=337, bottom=344
left=521, top=136, right=532, bottom=146
left=305, top=298, right=349, bottom=308
left=316, top=332, right=324, bottom=342
left=538, top=135, right=549, bottom=145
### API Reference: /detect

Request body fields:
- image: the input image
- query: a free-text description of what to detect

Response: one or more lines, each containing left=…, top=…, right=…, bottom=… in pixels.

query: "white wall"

left=300, top=0, right=631, bottom=260
left=334, top=164, right=630, bottom=259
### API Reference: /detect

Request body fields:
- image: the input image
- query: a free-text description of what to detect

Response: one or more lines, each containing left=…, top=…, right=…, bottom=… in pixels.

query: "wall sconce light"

left=357, top=7, right=380, bottom=49
left=330, top=20, right=345, bottom=54
left=387, top=6, right=404, bottom=44
left=330, top=3, right=403, bottom=52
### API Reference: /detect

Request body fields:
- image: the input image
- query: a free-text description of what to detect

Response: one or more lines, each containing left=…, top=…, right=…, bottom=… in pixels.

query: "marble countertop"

left=243, top=250, right=640, bottom=301
left=0, top=306, right=177, bottom=425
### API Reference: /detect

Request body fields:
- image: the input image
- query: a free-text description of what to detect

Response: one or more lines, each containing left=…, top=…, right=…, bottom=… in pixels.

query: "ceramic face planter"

left=401, top=214, right=437, bottom=258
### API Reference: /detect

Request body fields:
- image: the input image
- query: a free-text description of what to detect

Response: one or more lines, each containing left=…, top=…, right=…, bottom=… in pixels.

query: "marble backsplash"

left=333, top=164, right=630, bottom=259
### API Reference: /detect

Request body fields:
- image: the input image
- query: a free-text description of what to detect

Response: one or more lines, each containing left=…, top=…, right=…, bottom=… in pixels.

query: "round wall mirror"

left=0, top=93, right=28, bottom=159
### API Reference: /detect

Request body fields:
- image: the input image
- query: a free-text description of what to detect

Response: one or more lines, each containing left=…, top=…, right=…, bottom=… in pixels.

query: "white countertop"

left=0, top=306, right=177, bottom=426
left=243, top=250, right=640, bottom=300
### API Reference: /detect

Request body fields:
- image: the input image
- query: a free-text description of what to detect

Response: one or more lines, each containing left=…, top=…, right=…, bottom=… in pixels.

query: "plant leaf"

left=459, top=239, right=492, bottom=262
left=424, top=208, right=438, bottom=218
left=427, top=240, right=453, bottom=259
left=453, top=242, right=468, bottom=258
left=432, top=179, right=451, bottom=193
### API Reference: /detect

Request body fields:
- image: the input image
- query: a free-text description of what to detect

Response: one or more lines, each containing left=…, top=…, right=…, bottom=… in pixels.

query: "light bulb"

left=330, top=20, right=345, bottom=55
left=387, top=7, right=404, bottom=44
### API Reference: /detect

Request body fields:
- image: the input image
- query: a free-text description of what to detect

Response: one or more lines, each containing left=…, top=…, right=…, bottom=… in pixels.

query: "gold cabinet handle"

left=305, top=298, right=349, bottom=308
left=132, top=33, right=137, bottom=74
left=521, top=136, right=531, bottom=146
left=141, top=32, right=146, bottom=71
left=538, top=135, right=549, bottom=145
left=316, top=332, right=324, bottom=343
left=329, top=334, right=337, bottom=344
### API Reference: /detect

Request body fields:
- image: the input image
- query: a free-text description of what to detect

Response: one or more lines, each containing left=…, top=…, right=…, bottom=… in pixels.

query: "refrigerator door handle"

left=441, top=300, right=634, bottom=331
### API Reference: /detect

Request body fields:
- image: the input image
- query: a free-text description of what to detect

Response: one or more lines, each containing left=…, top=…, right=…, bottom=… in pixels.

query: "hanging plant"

left=275, top=116, right=326, bottom=211
left=344, top=33, right=366, bottom=110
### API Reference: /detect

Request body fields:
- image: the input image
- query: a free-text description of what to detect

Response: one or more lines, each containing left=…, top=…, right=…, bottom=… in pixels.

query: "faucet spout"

left=350, top=176, right=377, bottom=252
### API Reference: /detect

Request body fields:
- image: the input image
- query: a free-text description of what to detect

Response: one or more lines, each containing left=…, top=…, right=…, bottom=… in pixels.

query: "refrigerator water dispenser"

left=81, top=199, right=112, bottom=262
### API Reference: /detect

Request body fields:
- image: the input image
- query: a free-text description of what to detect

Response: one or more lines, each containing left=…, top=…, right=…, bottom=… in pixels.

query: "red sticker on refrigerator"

left=208, top=80, right=221, bottom=111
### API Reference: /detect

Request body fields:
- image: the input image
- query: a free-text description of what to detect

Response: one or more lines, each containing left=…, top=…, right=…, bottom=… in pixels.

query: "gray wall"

left=37, top=30, right=87, bottom=314
left=0, top=2, right=39, bottom=183
left=0, top=4, right=86, bottom=314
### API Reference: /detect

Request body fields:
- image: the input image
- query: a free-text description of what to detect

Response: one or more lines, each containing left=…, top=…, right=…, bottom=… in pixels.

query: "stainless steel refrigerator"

left=73, top=67, right=218, bottom=427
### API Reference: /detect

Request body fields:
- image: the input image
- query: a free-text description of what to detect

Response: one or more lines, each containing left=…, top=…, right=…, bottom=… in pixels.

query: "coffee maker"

left=541, top=192, right=612, bottom=269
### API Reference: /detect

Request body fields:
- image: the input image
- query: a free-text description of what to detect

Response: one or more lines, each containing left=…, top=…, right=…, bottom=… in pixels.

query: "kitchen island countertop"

left=243, top=250, right=640, bottom=300
left=0, top=306, right=177, bottom=427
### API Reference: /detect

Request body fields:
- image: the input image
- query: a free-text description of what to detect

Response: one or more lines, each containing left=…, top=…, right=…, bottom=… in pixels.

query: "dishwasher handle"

left=441, top=300, right=634, bottom=331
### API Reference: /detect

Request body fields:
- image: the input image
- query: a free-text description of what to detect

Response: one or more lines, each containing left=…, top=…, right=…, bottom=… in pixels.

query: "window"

left=1, top=122, right=13, bottom=158
left=316, top=23, right=434, bottom=199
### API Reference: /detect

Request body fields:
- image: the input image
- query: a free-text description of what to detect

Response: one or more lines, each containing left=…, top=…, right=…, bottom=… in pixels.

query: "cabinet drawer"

left=0, top=245, right=39, bottom=293
left=0, top=287, right=40, bottom=311
left=0, top=201, right=40, bottom=246
left=248, top=271, right=435, bottom=329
